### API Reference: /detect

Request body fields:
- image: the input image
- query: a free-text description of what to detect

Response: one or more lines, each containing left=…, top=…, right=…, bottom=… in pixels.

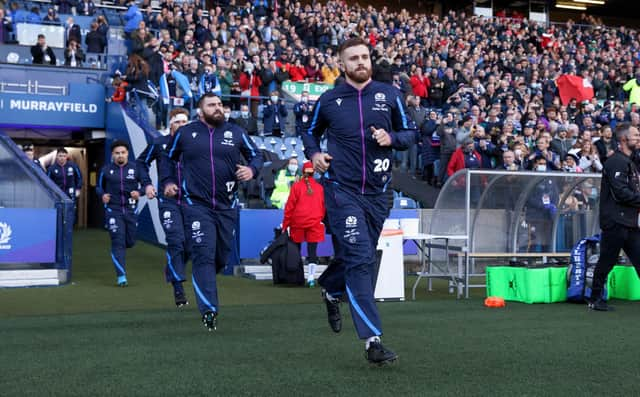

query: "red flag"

left=556, top=74, right=594, bottom=105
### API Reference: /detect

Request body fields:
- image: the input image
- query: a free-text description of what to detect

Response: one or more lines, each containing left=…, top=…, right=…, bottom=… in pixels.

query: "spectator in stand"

left=305, top=57, right=322, bottom=82
left=124, top=0, right=143, bottom=39
left=0, top=9, right=11, bottom=44
left=96, top=15, right=109, bottom=41
left=78, top=0, right=96, bottom=16
left=502, top=150, right=521, bottom=171
left=410, top=67, right=429, bottom=108
left=550, top=125, right=572, bottom=161
left=26, top=6, right=42, bottom=24
left=64, top=39, right=85, bottom=68
left=31, top=34, right=57, bottom=65
left=321, top=56, right=340, bottom=85
left=289, top=58, right=307, bottom=82
left=199, top=64, right=222, bottom=97
left=217, top=59, right=234, bottom=105
left=239, top=61, right=262, bottom=117
left=232, top=103, right=259, bottom=135
left=437, top=116, right=457, bottom=186
left=42, top=8, right=60, bottom=25
left=447, top=137, right=482, bottom=178
left=428, top=69, right=444, bottom=108
left=623, top=71, right=640, bottom=106
left=263, top=91, right=288, bottom=137
left=124, top=54, right=150, bottom=95
left=574, top=140, right=603, bottom=173
left=293, top=90, right=313, bottom=137
left=65, top=17, right=82, bottom=46
left=562, top=152, right=583, bottom=173
left=54, top=0, right=76, bottom=15
left=86, top=22, right=107, bottom=54
left=595, top=125, right=616, bottom=163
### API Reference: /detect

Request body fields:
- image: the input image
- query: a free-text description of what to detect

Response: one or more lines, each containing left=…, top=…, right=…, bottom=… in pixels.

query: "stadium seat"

left=264, top=136, right=282, bottom=152
left=393, top=197, right=418, bottom=209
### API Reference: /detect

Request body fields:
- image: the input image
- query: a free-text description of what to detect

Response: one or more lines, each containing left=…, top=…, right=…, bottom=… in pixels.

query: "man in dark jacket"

left=293, top=91, right=313, bottom=137
left=437, top=115, right=458, bottom=186
left=65, top=17, right=82, bottom=46
left=589, top=123, right=640, bottom=311
left=31, top=34, right=57, bottom=65
left=232, top=103, right=259, bottom=135
left=96, top=141, right=150, bottom=287
left=263, top=91, right=288, bottom=136
left=85, top=22, right=106, bottom=54
left=165, top=93, right=263, bottom=330
left=136, top=108, right=190, bottom=307
left=303, top=37, right=417, bottom=364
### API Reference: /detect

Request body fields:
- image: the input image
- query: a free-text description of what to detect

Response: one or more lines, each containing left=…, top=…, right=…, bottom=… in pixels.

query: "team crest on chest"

left=222, top=130, right=234, bottom=146
left=373, top=92, right=389, bottom=112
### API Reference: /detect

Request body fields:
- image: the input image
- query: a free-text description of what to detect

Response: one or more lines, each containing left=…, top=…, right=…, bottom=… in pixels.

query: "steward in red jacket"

left=282, top=161, right=326, bottom=243
left=281, top=161, right=325, bottom=286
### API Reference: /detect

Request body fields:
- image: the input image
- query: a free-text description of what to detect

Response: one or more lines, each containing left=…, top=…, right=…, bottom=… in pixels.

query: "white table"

left=403, top=234, right=469, bottom=299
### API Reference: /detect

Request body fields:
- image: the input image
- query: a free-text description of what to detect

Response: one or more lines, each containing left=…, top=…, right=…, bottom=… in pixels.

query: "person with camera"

left=589, top=123, right=640, bottom=311
left=263, top=91, right=288, bottom=137
left=64, top=39, right=85, bottom=67
left=293, top=90, right=313, bottom=137
left=42, top=8, right=60, bottom=24
left=31, top=34, right=57, bottom=65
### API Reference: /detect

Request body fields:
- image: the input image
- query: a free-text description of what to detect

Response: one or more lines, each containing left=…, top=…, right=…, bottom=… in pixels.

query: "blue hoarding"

left=0, top=83, right=105, bottom=129
left=0, top=208, right=57, bottom=264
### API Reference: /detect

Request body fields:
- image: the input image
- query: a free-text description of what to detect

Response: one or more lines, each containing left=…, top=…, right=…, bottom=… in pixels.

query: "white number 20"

left=373, top=158, right=390, bottom=172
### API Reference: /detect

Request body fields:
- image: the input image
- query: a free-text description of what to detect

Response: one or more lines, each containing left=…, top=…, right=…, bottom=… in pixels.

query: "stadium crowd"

left=100, top=0, right=640, bottom=186
left=5, top=0, right=640, bottom=186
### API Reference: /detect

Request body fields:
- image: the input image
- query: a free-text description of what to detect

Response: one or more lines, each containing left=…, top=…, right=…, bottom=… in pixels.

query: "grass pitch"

left=1, top=230, right=639, bottom=396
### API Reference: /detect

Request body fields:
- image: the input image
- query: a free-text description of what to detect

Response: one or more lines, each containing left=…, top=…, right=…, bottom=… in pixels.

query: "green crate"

left=608, top=265, right=640, bottom=301
left=486, top=266, right=568, bottom=304
left=486, top=266, right=527, bottom=302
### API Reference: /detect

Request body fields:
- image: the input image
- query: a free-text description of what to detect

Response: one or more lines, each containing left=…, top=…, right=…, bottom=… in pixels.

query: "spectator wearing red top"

left=239, top=62, right=262, bottom=117
left=305, top=57, right=322, bottom=82
left=410, top=67, right=430, bottom=107
left=289, top=58, right=307, bottom=82
left=281, top=161, right=326, bottom=287
left=447, top=137, right=483, bottom=177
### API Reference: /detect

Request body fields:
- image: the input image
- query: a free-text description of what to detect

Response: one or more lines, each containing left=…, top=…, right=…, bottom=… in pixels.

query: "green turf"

left=1, top=230, right=640, bottom=396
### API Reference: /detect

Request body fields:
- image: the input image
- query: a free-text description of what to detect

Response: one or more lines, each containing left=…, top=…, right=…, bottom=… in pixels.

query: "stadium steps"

left=239, top=265, right=327, bottom=281
left=0, top=269, right=68, bottom=287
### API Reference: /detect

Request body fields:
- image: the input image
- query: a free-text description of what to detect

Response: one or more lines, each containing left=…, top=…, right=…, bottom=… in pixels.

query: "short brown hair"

left=169, top=107, right=189, bottom=119
left=338, top=37, right=369, bottom=56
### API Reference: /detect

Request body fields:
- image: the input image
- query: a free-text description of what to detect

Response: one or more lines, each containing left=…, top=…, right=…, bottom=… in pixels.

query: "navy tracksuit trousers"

left=320, top=181, right=391, bottom=340
left=106, top=208, right=137, bottom=277
left=182, top=202, right=236, bottom=315
left=159, top=200, right=188, bottom=284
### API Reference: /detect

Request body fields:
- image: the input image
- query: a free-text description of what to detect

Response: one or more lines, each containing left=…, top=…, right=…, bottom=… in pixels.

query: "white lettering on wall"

left=9, top=99, right=98, bottom=113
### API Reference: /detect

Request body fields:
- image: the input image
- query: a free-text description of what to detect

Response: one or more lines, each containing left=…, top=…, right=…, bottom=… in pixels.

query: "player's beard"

left=345, top=65, right=372, bottom=84
left=203, top=110, right=225, bottom=127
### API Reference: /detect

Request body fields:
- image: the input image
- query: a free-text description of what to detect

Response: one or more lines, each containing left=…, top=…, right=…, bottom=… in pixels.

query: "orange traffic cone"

left=484, top=296, right=506, bottom=308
